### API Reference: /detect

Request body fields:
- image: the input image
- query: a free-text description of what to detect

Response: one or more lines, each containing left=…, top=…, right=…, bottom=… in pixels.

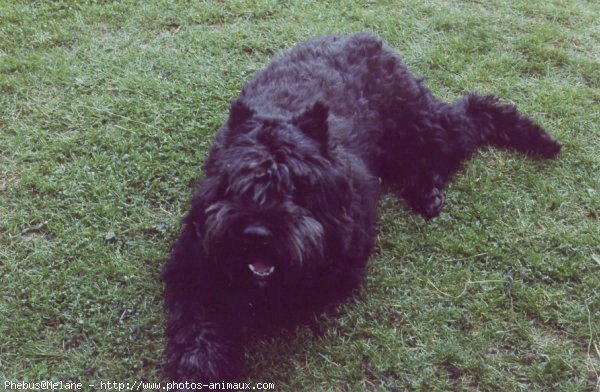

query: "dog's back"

left=238, top=33, right=559, bottom=219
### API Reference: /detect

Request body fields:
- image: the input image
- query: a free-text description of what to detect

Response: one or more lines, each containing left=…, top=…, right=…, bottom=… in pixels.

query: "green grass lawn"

left=1, top=0, right=599, bottom=390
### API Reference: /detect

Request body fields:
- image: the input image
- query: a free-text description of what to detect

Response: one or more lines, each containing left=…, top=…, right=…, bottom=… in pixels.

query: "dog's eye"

left=291, top=178, right=310, bottom=203
left=254, top=170, right=268, bottom=180
left=274, top=151, right=287, bottom=163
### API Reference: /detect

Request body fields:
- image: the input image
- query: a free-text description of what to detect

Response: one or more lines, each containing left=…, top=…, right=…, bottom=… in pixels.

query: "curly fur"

left=163, top=33, right=560, bottom=384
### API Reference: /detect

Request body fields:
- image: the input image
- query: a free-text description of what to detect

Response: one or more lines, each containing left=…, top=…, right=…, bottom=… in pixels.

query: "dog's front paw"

left=165, top=318, right=243, bottom=387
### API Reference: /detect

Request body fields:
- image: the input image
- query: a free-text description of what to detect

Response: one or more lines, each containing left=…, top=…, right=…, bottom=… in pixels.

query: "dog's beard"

left=201, top=199, right=325, bottom=288
left=285, top=214, right=325, bottom=265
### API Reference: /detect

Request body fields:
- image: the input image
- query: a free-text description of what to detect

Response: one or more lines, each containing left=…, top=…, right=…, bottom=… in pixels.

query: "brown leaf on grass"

left=22, top=228, right=45, bottom=239
left=165, top=23, right=183, bottom=32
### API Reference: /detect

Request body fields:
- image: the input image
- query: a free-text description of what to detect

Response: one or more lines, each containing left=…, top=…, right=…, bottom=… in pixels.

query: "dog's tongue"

left=248, top=261, right=275, bottom=276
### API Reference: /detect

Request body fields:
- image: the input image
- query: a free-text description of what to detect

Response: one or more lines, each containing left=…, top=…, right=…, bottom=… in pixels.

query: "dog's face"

left=190, top=100, right=352, bottom=289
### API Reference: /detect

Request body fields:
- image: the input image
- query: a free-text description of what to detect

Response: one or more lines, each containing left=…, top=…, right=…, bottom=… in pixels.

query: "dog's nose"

left=242, top=225, right=272, bottom=243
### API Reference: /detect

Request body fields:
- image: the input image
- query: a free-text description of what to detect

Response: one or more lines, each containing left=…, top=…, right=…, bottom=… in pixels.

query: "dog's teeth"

left=248, top=264, right=275, bottom=277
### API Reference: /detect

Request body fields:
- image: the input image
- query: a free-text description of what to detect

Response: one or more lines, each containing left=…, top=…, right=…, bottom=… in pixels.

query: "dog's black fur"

left=163, top=33, right=560, bottom=383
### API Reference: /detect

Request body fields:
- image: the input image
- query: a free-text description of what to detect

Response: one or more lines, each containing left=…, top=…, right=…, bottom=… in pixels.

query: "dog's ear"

left=227, top=99, right=254, bottom=129
left=293, top=102, right=329, bottom=145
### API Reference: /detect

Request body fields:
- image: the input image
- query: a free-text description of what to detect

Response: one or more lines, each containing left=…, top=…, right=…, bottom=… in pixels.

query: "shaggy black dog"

left=163, top=33, right=560, bottom=384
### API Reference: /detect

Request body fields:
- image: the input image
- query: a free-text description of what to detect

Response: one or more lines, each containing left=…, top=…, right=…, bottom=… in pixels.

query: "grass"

left=1, top=0, right=598, bottom=390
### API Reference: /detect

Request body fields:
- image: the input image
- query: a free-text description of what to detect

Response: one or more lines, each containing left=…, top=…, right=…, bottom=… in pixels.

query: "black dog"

left=163, top=33, right=560, bottom=383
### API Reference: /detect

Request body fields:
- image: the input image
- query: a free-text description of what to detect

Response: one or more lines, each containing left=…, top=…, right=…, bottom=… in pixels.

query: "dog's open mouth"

left=248, top=261, right=275, bottom=277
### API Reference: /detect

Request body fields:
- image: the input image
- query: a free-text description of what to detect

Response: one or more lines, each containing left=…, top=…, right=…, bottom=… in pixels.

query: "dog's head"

left=186, top=100, right=355, bottom=289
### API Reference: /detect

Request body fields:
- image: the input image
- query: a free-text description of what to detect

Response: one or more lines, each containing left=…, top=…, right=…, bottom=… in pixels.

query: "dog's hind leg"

left=454, top=93, right=561, bottom=158
left=379, top=92, right=561, bottom=218
left=361, top=38, right=560, bottom=218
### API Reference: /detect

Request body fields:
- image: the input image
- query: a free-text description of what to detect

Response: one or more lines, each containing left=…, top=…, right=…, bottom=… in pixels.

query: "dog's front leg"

left=165, top=305, right=242, bottom=385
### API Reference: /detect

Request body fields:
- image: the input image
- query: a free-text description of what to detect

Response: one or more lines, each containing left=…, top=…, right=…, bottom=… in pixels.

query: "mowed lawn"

left=1, top=1, right=598, bottom=390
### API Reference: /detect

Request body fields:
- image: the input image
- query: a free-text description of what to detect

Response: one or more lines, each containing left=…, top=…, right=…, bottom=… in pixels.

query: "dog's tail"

left=449, top=93, right=561, bottom=159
